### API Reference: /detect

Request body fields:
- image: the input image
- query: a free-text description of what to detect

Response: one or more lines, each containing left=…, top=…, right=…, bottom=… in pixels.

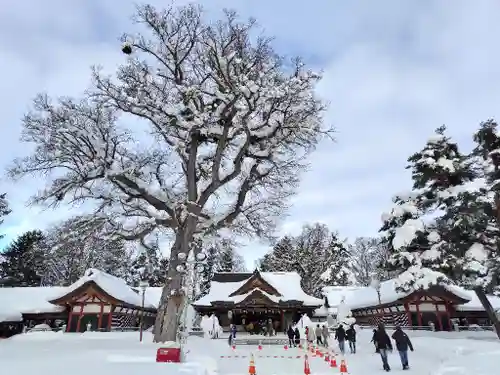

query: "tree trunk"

left=473, top=287, right=500, bottom=340
left=153, top=234, right=187, bottom=343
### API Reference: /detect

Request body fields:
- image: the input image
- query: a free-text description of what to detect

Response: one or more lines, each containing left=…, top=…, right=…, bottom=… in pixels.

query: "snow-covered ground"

left=1, top=329, right=498, bottom=374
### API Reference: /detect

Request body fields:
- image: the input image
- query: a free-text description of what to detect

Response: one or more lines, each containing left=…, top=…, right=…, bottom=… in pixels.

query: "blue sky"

left=1, top=0, right=500, bottom=269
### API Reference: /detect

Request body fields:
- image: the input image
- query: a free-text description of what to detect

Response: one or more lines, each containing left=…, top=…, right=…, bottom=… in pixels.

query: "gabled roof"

left=193, top=271, right=323, bottom=307
left=228, top=269, right=281, bottom=297
left=48, top=269, right=156, bottom=309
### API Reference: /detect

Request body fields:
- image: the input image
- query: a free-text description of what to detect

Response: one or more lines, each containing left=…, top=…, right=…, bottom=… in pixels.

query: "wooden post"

left=76, top=304, right=84, bottom=332
left=107, top=306, right=113, bottom=331
left=404, top=303, right=412, bottom=328
left=434, top=304, right=443, bottom=331
left=98, top=303, right=104, bottom=330
left=415, top=303, right=422, bottom=327
left=67, top=310, right=73, bottom=332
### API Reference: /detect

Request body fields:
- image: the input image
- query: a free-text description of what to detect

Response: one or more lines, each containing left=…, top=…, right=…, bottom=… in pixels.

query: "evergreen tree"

left=258, top=236, right=295, bottom=272
left=322, top=234, right=354, bottom=286
left=197, top=246, right=217, bottom=298
left=0, top=230, right=46, bottom=286
left=382, top=124, right=500, bottom=338
left=215, top=240, right=246, bottom=272
left=217, top=245, right=234, bottom=272
left=128, top=238, right=168, bottom=287
left=0, top=193, right=10, bottom=240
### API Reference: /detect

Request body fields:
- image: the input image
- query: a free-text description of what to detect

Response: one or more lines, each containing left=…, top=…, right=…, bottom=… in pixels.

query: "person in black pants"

left=346, top=324, right=356, bottom=353
left=373, top=324, right=393, bottom=372
left=287, top=325, right=295, bottom=347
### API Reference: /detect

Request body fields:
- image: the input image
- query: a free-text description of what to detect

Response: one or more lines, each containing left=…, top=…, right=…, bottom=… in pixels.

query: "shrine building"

left=192, top=269, right=323, bottom=332
left=0, top=269, right=160, bottom=337
left=319, top=276, right=500, bottom=331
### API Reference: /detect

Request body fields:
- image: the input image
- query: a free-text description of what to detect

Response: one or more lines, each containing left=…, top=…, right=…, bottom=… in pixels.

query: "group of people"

left=286, top=323, right=357, bottom=355
left=371, top=324, right=414, bottom=371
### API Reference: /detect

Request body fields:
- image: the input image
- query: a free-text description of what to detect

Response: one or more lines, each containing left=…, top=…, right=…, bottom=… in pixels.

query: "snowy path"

left=0, top=330, right=498, bottom=375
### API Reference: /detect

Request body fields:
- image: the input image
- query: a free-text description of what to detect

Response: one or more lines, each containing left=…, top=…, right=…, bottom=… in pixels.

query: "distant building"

left=318, top=276, right=500, bottom=330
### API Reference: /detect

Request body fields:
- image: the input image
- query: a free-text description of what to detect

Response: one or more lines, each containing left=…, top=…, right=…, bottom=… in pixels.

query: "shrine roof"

left=48, top=269, right=156, bottom=309
left=192, top=270, right=323, bottom=307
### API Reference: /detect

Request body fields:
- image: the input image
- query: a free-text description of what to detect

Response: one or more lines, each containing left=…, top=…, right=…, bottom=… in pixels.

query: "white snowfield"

left=1, top=329, right=498, bottom=375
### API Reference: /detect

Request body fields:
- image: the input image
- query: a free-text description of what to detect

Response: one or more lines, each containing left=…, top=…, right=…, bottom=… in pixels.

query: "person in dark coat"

left=287, top=325, right=295, bottom=347
left=294, top=327, right=301, bottom=346
left=334, top=324, right=346, bottom=354
left=391, top=326, right=413, bottom=370
left=373, top=323, right=393, bottom=371
left=346, top=324, right=356, bottom=353
left=371, top=329, right=379, bottom=353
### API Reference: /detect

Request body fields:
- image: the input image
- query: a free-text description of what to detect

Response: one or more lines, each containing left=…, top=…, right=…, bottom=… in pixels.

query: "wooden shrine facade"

left=49, top=281, right=156, bottom=332
left=192, top=270, right=322, bottom=331
left=351, top=285, right=470, bottom=331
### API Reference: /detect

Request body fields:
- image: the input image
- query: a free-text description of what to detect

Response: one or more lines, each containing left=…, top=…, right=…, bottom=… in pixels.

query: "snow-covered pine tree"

left=294, top=223, right=342, bottom=297
left=0, top=193, right=10, bottom=240
left=322, top=234, right=354, bottom=286
left=129, top=239, right=169, bottom=287
left=9, top=4, right=331, bottom=342
left=467, top=120, right=500, bottom=336
left=258, top=236, right=295, bottom=272
left=197, top=246, right=217, bottom=298
left=215, top=239, right=246, bottom=272
left=0, top=230, right=47, bottom=286
left=384, top=125, right=500, bottom=338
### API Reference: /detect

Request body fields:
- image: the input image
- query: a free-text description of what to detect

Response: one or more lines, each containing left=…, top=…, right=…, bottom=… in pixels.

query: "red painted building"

left=0, top=269, right=158, bottom=337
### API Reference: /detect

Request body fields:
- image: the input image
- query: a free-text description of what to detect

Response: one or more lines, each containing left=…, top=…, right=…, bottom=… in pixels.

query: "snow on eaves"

left=50, top=269, right=156, bottom=309
left=321, top=269, right=498, bottom=312
left=193, top=272, right=323, bottom=307
left=0, top=287, right=67, bottom=323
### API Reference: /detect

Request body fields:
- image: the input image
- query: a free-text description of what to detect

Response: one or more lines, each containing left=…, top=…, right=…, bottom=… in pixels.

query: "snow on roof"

left=50, top=269, right=155, bottom=309
left=323, top=275, right=498, bottom=312
left=0, top=287, right=67, bottom=323
left=193, top=271, right=323, bottom=307
left=446, top=286, right=500, bottom=311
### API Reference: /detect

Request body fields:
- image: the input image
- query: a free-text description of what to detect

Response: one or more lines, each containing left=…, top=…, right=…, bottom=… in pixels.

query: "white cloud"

left=1, top=0, right=500, bottom=270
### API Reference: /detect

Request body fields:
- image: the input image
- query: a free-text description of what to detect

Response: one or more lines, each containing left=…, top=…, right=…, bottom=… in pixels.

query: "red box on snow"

left=156, top=347, right=181, bottom=362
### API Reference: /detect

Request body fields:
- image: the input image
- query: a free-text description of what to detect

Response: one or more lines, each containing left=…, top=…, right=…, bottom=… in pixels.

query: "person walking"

left=373, top=323, right=393, bottom=372
left=315, top=324, right=323, bottom=346
left=346, top=324, right=356, bottom=353
left=321, top=324, right=330, bottom=347
left=287, top=325, right=295, bottom=347
left=334, top=324, right=346, bottom=354
left=294, top=327, right=301, bottom=346
left=371, top=328, right=379, bottom=353
left=391, top=326, right=413, bottom=370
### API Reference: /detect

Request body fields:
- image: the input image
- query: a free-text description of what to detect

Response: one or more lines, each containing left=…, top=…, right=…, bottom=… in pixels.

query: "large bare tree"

left=8, top=4, right=331, bottom=342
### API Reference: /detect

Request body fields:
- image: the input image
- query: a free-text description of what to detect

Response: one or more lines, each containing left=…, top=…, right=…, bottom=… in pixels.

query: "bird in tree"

left=8, top=4, right=332, bottom=342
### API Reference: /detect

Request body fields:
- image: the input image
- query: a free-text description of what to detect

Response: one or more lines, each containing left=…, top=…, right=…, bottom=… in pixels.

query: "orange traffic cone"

left=248, top=353, right=256, bottom=375
left=330, top=354, right=337, bottom=368
left=304, top=354, right=311, bottom=375
left=284, top=344, right=288, bottom=350
left=325, top=352, right=330, bottom=362
left=339, top=359, right=348, bottom=373
left=258, top=344, right=262, bottom=350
